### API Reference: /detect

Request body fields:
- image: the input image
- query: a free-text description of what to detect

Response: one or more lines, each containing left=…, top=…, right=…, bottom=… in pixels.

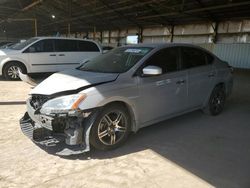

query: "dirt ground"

left=0, top=70, right=249, bottom=188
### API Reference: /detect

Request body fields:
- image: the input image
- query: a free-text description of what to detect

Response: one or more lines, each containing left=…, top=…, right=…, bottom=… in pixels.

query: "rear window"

left=181, top=47, right=207, bottom=69
left=78, top=41, right=100, bottom=52
left=206, top=53, right=214, bottom=64
left=55, top=39, right=100, bottom=52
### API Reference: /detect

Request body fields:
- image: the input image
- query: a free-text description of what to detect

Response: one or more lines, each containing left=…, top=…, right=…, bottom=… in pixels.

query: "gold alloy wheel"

left=97, top=111, right=127, bottom=145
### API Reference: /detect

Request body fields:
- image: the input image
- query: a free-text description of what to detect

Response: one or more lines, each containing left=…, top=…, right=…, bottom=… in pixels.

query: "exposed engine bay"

left=20, top=94, right=98, bottom=156
left=18, top=69, right=118, bottom=155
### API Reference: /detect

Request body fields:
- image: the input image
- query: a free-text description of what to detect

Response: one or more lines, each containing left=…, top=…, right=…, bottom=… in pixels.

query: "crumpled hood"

left=30, top=69, right=119, bottom=95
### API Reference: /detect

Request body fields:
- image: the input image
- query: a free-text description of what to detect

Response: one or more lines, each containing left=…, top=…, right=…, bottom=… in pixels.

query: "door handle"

left=176, top=80, right=186, bottom=85
left=208, top=73, right=215, bottom=77
left=59, top=54, right=65, bottom=56
left=49, top=54, right=56, bottom=56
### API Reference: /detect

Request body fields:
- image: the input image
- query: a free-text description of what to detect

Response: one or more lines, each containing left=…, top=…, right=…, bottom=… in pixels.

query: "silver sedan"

left=20, top=43, right=233, bottom=155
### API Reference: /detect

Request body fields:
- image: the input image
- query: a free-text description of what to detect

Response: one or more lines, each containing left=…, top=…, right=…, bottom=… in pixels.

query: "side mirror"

left=142, top=65, right=162, bottom=76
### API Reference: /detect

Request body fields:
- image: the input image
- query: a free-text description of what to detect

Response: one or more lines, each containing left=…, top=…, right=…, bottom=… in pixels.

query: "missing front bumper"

left=19, top=112, right=90, bottom=156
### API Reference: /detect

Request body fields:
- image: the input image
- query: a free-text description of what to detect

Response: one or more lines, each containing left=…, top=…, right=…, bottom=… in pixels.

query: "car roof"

left=32, top=36, right=97, bottom=42
left=123, top=43, right=213, bottom=55
left=124, top=43, right=204, bottom=49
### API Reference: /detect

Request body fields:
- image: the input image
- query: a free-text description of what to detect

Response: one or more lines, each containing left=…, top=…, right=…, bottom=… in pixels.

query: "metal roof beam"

left=41, top=0, right=163, bottom=27
left=22, top=0, right=43, bottom=12
left=0, top=5, right=19, bottom=10
left=193, top=0, right=216, bottom=20
left=97, top=0, right=141, bottom=27
left=137, top=1, right=250, bottom=20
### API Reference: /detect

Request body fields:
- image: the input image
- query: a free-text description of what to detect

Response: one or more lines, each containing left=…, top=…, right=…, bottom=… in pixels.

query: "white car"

left=0, top=37, right=102, bottom=80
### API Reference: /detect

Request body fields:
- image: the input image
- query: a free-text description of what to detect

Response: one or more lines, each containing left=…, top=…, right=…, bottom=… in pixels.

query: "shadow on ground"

left=0, top=73, right=52, bottom=82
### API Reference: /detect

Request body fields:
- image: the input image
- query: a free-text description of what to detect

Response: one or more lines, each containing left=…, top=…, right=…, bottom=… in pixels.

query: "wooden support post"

left=34, top=18, right=37, bottom=36
left=138, top=27, right=143, bottom=43
left=7, top=18, right=38, bottom=37
left=170, top=25, right=175, bottom=43
left=68, top=0, right=72, bottom=37
left=108, top=30, right=111, bottom=44
left=93, top=26, right=96, bottom=40
left=117, top=29, right=120, bottom=46
left=68, top=23, right=71, bottom=36
left=212, top=22, right=218, bottom=44
left=100, top=31, right=103, bottom=43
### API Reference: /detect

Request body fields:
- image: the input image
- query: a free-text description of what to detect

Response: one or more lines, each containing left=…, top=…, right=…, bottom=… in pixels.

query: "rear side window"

left=26, top=39, right=54, bottom=53
left=181, top=47, right=207, bottom=69
left=78, top=41, right=100, bottom=52
left=55, top=39, right=78, bottom=52
left=144, top=47, right=179, bottom=74
left=206, top=53, right=214, bottom=64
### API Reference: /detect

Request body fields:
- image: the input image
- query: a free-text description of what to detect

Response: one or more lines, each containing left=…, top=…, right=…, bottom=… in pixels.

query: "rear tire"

left=203, top=85, right=226, bottom=116
left=3, top=62, right=26, bottom=80
left=90, top=104, right=131, bottom=151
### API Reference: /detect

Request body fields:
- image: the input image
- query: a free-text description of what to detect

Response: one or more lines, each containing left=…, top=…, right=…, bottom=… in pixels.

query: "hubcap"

left=98, top=111, right=127, bottom=145
left=211, top=91, right=224, bottom=113
left=7, top=66, right=20, bottom=79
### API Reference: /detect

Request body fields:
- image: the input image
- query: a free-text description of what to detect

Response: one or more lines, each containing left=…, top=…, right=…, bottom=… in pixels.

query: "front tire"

left=203, top=85, right=226, bottom=116
left=3, top=62, right=26, bottom=80
left=90, top=104, right=131, bottom=151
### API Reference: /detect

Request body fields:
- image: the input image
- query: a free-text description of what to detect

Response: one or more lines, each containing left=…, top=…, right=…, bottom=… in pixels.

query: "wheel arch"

left=2, top=60, right=28, bottom=75
left=214, top=82, right=225, bottom=89
left=99, top=100, right=138, bottom=132
left=203, top=82, right=226, bottom=107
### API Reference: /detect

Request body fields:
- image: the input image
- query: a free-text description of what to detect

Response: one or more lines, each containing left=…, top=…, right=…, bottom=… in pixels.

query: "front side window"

left=181, top=47, right=207, bottom=69
left=78, top=47, right=152, bottom=73
left=11, top=38, right=39, bottom=50
left=26, top=39, right=54, bottom=53
left=142, top=47, right=179, bottom=74
left=78, top=41, right=100, bottom=52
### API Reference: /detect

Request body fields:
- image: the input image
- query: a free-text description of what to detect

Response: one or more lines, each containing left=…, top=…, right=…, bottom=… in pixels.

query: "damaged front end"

left=19, top=94, right=98, bottom=156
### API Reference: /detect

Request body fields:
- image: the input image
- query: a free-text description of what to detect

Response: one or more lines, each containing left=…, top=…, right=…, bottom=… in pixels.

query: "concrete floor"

left=0, top=70, right=249, bottom=188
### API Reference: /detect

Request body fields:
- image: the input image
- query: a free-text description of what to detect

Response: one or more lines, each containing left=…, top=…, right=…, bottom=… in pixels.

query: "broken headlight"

left=40, top=94, right=87, bottom=115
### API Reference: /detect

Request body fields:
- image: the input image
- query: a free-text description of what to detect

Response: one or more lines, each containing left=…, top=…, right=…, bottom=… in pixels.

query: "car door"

left=55, top=39, right=81, bottom=71
left=25, top=39, right=57, bottom=73
left=181, top=47, right=216, bottom=108
left=137, top=47, right=188, bottom=125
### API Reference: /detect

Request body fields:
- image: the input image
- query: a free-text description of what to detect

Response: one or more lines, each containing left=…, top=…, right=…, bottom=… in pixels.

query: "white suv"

left=0, top=37, right=102, bottom=80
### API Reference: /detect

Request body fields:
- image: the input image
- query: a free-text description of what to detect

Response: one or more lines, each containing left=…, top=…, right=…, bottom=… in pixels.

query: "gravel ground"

left=0, top=70, right=249, bottom=188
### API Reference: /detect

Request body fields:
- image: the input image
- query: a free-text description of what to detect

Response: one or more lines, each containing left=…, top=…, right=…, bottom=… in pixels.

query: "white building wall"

left=51, top=19, right=250, bottom=47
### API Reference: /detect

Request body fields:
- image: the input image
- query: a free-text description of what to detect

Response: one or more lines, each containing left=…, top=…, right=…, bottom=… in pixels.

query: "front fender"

left=78, top=91, right=139, bottom=132
left=82, top=108, right=101, bottom=152
left=0, top=57, right=31, bottom=73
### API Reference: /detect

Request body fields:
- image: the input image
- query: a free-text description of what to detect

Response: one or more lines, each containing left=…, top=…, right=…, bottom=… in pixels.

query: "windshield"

left=78, top=47, right=152, bottom=73
left=10, top=38, right=38, bottom=50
